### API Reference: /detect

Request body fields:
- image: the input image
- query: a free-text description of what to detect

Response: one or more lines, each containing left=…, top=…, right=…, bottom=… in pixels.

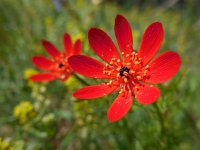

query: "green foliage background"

left=0, top=0, right=200, bottom=149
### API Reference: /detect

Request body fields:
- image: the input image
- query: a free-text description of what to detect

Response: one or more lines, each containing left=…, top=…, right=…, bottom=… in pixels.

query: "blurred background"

left=0, top=0, right=200, bottom=149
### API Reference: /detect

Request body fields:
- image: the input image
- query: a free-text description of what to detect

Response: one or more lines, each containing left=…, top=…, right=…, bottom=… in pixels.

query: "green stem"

left=153, top=103, right=165, bottom=136
left=153, top=103, right=167, bottom=149
left=184, top=109, right=200, bottom=139
left=74, top=74, right=90, bottom=86
left=122, top=118, right=135, bottom=150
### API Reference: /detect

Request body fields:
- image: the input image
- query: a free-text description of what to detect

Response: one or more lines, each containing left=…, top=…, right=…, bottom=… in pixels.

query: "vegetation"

left=0, top=0, right=199, bottom=149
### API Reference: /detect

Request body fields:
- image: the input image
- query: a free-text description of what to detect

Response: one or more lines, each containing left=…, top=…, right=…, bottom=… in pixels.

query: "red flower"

left=30, top=33, right=82, bottom=82
left=68, top=15, right=181, bottom=122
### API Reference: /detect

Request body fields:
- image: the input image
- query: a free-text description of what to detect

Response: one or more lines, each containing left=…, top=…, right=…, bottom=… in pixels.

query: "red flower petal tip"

left=146, top=51, right=181, bottom=84
left=135, top=85, right=160, bottom=105
left=107, top=92, right=133, bottom=122
left=115, top=14, right=133, bottom=56
left=88, top=28, right=120, bottom=63
left=138, top=21, right=164, bottom=65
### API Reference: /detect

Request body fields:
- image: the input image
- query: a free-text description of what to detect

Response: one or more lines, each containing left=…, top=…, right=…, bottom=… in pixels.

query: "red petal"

left=63, top=33, right=73, bottom=56
left=115, top=14, right=133, bottom=57
left=73, top=39, right=82, bottom=55
left=29, top=73, right=55, bottom=82
left=42, top=40, right=61, bottom=58
left=88, top=28, right=120, bottom=63
left=146, top=51, right=181, bottom=84
left=68, top=55, right=108, bottom=79
left=107, top=92, right=133, bottom=122
left=135, top=84, right=160, bottom=104
left=73, top=83, right=116, bottom=99
left=138, top=22, right=164, bottom=65
left=32, top=56, right=53, bottom=70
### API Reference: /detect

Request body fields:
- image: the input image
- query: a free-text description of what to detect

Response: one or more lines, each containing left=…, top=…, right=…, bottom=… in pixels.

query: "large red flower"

left=68, top=15, right=181, bottom=122
left=30, top=33, right=82, bottom=82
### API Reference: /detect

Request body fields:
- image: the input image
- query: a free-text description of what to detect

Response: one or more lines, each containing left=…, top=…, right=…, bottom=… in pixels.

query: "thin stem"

left=74, top=74, right=90, bottom=86
left=153, top=103, right=167, bottom=149
left=184, top=108, right=200, bottom=139
left=153, top=103, right=165, bottom=136
left=122, top=118, right=135, bottom=150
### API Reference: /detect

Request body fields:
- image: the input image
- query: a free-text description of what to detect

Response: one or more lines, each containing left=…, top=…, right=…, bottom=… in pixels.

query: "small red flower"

left=68, top=15, right=181, bottom=122
left=30, top=33, right=82, bottom=82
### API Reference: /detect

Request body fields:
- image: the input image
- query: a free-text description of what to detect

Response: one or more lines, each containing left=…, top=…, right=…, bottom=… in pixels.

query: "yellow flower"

left=0, top=137, right=14, bottom=150
left=13, top=101, right=36, bottom=124
left=45, top=16, right=53, bottom=27
left=64, top=76, right=79, bottom=90
left=42, top=113, right=55, bottom=124
left=23, top=68, right=41, bottom=88
left=72, top=32, right=85, bottom=41
left=23, top=68, right=38, bottom=80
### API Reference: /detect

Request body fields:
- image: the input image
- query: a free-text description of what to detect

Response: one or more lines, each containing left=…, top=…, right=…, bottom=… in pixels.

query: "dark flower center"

left=59, top=63, right=65, bottom=68
left=119, top=67, right=130, bottom=77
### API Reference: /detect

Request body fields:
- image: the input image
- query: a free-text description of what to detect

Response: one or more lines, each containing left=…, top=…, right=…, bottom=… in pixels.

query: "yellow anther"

left=119, top=89, right=125, bottom=94
left=134, top=86, right=139, bottom=91
left=123, top=72, right=129, bottom=76
left=106, top=82, right=110, bottom=86
left=134, top=61, right=140, bottom=65
left=116, top=67, right=120, bottom=71
left=144, top=70, right=148, bottom=74
left=124, top=78, right=128, bottom=83
left=117, top=73, right=120, bottom=78
left=136, top=76, right=142, bottom=80
left=131, top=51, right=136, bottom=55
left=130, top=70, right=135, bottom=74
left=108, top=71, right=111, bottom=76
left=126, top=62, right=131, bottom=66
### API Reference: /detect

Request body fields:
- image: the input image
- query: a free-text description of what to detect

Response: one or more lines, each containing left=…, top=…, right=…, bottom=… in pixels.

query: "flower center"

left=59, top=63, right=65, bottom=68
left=51, top=54, right=72, bottom=80
left=119, top=67, right=130, bottom=77
left=103, top=51, right=150, bottom=96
